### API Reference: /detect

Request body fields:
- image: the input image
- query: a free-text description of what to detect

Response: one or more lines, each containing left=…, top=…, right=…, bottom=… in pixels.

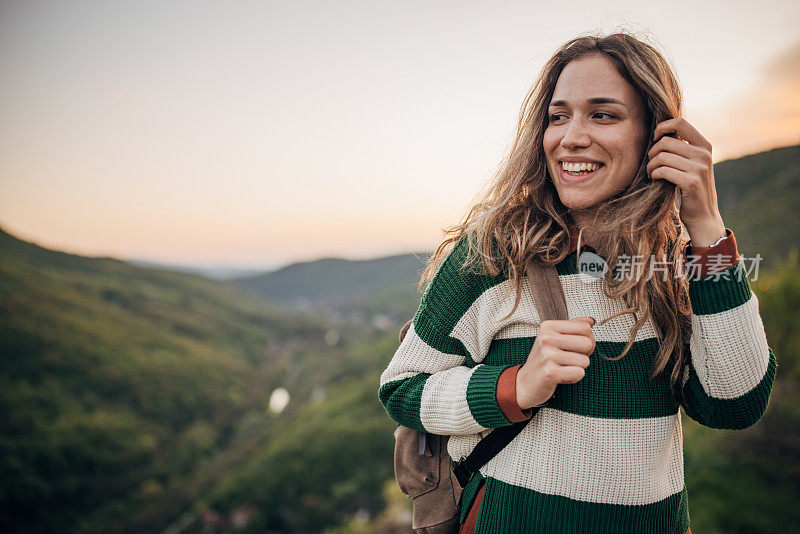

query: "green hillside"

left=234, top=253, right=429, bottom=304
left=2, top=229, right=799, bottom=534
left=0, top=226, right=401, bottom=533
left=233, top=252, right=430, bottom=328
left=713, top=144, right=800, bottom=268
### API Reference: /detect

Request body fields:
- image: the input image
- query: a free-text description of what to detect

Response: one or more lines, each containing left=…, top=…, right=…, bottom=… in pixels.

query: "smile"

left=559, top=161, right=604, bottom=183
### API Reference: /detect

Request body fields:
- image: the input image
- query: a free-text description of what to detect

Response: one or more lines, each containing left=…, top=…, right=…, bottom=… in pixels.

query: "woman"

left=378, top=32, right=776, bottom=533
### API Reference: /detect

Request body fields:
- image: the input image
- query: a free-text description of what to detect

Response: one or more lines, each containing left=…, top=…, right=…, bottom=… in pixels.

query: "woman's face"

left=543, top=54, right=648, bottom=218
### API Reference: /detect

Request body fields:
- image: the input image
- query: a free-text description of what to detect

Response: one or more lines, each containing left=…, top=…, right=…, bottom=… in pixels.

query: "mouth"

left=558, top=161, right=604, bottom=183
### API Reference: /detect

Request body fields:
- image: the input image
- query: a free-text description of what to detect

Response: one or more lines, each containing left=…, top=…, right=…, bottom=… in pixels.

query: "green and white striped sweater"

left=379, top=232, right=776, bottom=533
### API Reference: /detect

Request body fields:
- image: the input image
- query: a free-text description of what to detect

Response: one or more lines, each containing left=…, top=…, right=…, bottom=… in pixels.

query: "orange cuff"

left=497, top=364, right=534, bottom=422
left=682, top=228, right=740, bottom=279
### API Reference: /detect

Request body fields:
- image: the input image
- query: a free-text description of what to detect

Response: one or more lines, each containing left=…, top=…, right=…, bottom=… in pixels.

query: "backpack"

left=392, top=259, right=568, bottom=533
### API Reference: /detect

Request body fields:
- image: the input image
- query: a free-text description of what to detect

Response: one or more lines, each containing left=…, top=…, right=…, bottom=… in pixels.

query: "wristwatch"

left=691, top=230, right=729, bottom=248
left=709, top=233, right=729, bottom=247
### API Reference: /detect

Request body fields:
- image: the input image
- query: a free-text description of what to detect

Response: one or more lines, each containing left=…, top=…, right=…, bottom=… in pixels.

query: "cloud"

left=690, top=40, right=800, bottom=161
left=763, top=41, right=800, bottom=82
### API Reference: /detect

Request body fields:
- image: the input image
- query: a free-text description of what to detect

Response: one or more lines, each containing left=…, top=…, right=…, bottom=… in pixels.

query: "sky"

left=1, top=0, right=798, bottom=270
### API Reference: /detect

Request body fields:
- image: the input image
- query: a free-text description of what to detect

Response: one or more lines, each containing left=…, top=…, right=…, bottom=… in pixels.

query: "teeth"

left=561, top=161, right=601, bottom=172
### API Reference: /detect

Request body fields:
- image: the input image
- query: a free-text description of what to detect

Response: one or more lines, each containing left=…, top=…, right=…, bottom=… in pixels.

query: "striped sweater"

left=378, top=224, right=776, bottom=533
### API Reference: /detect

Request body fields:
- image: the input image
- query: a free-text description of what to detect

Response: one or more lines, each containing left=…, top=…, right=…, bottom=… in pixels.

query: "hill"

left=0, top=226, right=400, bottom=533
left=713, top=144, right=800, bottom=269
left=233, top=252, right=432, bottom=326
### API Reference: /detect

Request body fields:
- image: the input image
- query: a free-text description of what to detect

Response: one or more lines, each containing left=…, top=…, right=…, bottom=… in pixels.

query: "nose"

left=560, top=117, right=591, bottom=149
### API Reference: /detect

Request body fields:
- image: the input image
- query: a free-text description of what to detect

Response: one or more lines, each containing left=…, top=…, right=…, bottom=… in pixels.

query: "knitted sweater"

left=378, top=224, right=776, bottom=533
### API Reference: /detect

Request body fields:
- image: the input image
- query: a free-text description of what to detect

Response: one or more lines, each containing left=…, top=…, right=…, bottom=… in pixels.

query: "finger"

left=542, top=315, right=595, bottom=334
left=653, top=118, right=711, bottom=151
left=646, top=151, right=694, bottom=179
left=647, top=135, right=703, bottom=163
left=556, top=365, right=586, bottom=384
left=650, top=165, right=691, bottom=190
left=554, top=333, right=595, bottom=355
left=652, top=119, right=685, bottom=143
left=552, top=350, right=591, bottom=368
left=537, top=319, right=594, bottom=348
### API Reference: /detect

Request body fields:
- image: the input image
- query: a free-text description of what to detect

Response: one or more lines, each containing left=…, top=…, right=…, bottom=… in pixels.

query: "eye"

left=548, top=113, right=566, bottom=123
left=594, top=112, right=617, bottom=120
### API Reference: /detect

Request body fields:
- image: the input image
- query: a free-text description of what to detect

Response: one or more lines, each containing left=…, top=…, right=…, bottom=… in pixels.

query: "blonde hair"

left=420, top=31, right=692, bottom=404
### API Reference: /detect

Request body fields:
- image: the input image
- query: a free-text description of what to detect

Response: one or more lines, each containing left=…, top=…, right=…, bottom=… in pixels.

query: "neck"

left=569, top=210, right=594, bottom=241
left=568, top=208, right=601, bottom=231
left=567, top=210, right=606, bottom=256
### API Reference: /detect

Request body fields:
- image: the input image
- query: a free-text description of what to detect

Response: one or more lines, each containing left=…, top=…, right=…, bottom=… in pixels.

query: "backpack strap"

left=452, top=258, right=567, bottom=487
left=528, top=257, right=569, bottom=324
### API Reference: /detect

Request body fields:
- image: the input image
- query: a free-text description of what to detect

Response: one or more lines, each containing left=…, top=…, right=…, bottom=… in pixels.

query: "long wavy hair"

left=419, top=31, right=693, bottom=404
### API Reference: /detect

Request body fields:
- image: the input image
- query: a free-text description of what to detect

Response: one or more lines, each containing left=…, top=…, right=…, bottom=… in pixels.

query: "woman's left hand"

left=646, top=117, right=727, bottom=246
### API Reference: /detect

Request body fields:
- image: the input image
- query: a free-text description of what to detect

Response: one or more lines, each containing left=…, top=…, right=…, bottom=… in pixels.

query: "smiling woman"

left=378, top=31, right=776, bottom=534
left=544, top=54, right=649, bottom=222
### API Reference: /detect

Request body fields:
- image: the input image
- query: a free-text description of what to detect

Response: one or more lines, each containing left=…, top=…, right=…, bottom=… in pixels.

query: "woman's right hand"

left=516, top=316, right=596, bottom=410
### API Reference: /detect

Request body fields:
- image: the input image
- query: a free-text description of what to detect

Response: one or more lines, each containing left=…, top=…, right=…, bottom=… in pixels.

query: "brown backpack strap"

left=399, top=318, right=413, bottom=344
left=526, top=258, right=568, bottom=322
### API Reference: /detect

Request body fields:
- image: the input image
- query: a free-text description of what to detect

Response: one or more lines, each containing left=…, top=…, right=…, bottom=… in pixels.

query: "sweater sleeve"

left=496, top=364, right=534, bottom=422
left=378, top=234, right=523, bottom=435
left=679, top=230, right=777, bottom=430
left=681, top=227, right=739, bottom=277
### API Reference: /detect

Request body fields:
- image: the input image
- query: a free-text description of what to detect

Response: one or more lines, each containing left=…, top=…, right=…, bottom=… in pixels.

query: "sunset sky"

left=1, top=1, right=798, bottom=270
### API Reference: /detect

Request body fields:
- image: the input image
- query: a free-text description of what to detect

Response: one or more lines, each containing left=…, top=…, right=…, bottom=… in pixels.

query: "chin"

left=559, top=197, right=599, bottom=211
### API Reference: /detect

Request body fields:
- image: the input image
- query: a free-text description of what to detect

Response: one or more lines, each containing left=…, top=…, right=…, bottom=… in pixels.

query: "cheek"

left=607, top=130, right=643, bottom=162
left=542, top=128, right=559, bottom=155
left=620, top=125, right=648, bottom=156
left=605, top=127, right=633, bottom=145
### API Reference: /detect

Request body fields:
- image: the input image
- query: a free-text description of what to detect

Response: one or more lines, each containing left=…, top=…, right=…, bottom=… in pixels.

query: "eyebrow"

left=549, top=97, right=629, bottom=109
